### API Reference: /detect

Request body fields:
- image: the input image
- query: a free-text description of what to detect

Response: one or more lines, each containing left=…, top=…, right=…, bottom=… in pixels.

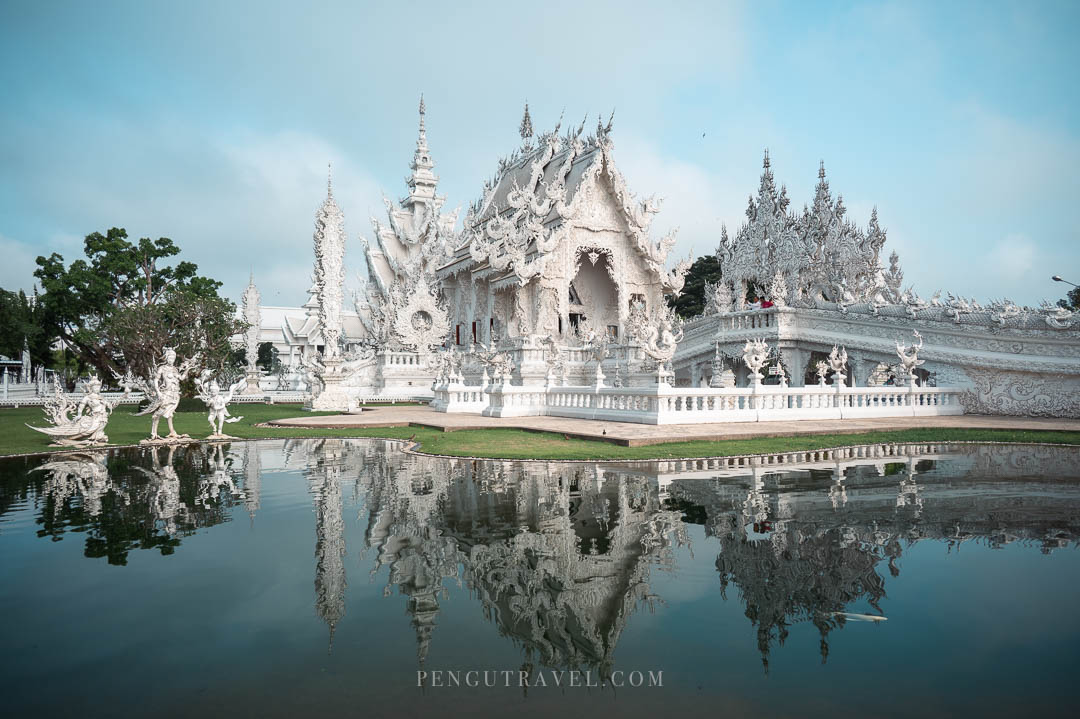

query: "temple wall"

left=673, top=308, right=1080, bottom=418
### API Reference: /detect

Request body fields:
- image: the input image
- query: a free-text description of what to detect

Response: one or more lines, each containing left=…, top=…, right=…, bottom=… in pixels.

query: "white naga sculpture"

left=27, top=376, right=117, bottom=448
left=196, top=370, right=247, bottom=439
left=827, top=345, right=849, bottom=385
left=895, top=330, right=925, bottom=386
left=638, top=306, right=684, bottom=369
left=742, top=339, right=771, bottom=384
left=136, top=348, right=200, bottom=443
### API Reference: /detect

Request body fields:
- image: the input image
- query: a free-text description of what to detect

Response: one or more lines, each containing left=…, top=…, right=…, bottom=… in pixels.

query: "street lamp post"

left=1051, top=275, right=1078, bottom=288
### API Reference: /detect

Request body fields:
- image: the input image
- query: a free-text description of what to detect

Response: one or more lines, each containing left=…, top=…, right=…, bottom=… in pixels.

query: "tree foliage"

left=0, top=288, right=51, bottom=366
left=257, top=341, right=279, bottom=371
left=668, top=254, right=723, bottom=319
left=32, top=227, right=244, bottom=381
left=1057, top=287, right=1080, bottom=312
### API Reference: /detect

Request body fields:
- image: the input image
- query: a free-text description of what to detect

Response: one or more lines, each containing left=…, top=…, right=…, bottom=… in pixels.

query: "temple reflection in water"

left=16, top=439, right=1080, bottom=672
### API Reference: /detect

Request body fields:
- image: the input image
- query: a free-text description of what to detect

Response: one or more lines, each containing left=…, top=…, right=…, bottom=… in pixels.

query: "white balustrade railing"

left=435, top=380, right=965, bottom=424
left=0, top=392, right=147, bottom=409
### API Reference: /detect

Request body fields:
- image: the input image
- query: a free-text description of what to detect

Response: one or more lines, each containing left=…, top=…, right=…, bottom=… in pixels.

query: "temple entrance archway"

left=570, top=251, right=619, bottom=339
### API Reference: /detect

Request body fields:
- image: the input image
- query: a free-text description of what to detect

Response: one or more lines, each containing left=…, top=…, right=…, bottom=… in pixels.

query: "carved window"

left=629, top=293, right=646, bottom=311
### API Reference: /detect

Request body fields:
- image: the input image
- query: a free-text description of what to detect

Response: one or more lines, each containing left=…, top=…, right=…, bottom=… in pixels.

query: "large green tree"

left=0, top=288, right=51, bottom=366
left=668, top=253, right=723, bottom=319
left=33, top=228, right=244, bottom=380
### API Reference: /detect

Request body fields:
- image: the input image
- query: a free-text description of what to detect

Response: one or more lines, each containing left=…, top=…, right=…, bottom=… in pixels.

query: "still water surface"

left=1, top=439, right=1078, bottom=718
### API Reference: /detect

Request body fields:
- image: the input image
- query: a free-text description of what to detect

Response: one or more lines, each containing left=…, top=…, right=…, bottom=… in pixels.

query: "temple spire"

left=327, top=162, right=333, bottom=198
left=519, top=101, right=534, bottom=146
left=417, top=94, right=428, bottom=151
left=407, top=94, right=437, bottom=202
left=763, top=148, right=770, bottom=169
left=818, top=160, right=826, bottom=180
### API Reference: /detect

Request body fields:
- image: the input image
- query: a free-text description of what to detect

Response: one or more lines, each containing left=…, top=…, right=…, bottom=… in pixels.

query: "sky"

left=0, top=0, right=1077, bottom=308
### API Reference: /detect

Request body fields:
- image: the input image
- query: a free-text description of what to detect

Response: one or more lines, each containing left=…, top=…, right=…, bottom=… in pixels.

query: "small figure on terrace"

left=814, top=360, right=830, bottom=386
left=137, top=347, right=200, bottom=443
left=895, top=330, right=924, bottom=386
left=27, top=376, right=117, bottom=448
left=196, top=370, right=247, bottom=439
left=827, top=345, right=849, bottom=385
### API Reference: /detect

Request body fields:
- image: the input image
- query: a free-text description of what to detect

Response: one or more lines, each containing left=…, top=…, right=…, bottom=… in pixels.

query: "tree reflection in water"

left=8, top=440, right=1079, bottom=673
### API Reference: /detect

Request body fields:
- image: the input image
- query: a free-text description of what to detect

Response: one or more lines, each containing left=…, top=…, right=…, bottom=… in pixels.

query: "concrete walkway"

left=266, top=406, right=1080, bottom=447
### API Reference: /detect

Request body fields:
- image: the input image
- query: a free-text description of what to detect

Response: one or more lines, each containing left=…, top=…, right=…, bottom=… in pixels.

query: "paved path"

left=267, top=407, right=1080, bottom=447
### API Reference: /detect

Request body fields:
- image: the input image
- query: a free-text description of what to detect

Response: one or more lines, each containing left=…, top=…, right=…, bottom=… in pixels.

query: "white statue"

left=641, top=307, right=684, bottom=366
left=895, top=330, right=925, bottom=385
left=703, top=280, right=734, bottom=315
left=111, top=366, right=137, bottom=397
left=196, top=370, right=247, bottom=439
left=742, top=339, right=770, bottom=384
left=814, top=360, right=830, bottom=386
left=136, top=347, right=200, bottom=443
left=827, top=345, right=849, bottom=385
left=27, top=376, right=116, bottom=448
left=867, top=363, right=892, bottom=387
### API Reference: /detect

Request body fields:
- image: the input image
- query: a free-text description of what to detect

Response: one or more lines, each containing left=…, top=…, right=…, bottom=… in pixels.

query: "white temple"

left=237, top=100, right=1079, bottom=419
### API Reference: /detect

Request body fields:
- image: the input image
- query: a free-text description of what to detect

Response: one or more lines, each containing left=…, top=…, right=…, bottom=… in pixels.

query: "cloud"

left=613, top=133, right=747, bottom=264
left=0, top=118, right=383, bottom=305
left=0, top=234, right=41, bottom=295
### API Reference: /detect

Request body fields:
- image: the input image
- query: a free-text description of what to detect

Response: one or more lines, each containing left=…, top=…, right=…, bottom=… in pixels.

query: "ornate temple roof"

left=438, top=108, right=688, bottom=294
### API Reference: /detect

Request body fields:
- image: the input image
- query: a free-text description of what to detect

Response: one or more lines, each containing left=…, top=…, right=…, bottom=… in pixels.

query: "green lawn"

left=2, top=403, right=1078, bottom=460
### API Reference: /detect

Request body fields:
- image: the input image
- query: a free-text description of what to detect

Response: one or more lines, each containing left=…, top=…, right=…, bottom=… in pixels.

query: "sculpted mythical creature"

left=136, top=348, right=200, bottom=442
left=1040, top=301, right=1077, bottom=329
left=475, top=343, right=515, bottom=382
left=827, top=345, right=849, bottom=385
left=895, top=330, right=925, bottom=384
left=814, top=360, right=830, bottom=386
left=742, top=339, right=771, bottom=383
left=626, top=303, right=683, bottom=371
left=641, top=307, right=685, bottom=366
left=195, top=370, right=247, bottom=439
left=27, top=376, right=117, bottom=448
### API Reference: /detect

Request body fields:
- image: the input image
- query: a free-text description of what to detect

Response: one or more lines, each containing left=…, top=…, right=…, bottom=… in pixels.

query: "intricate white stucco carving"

left=722, top=153, right=889, bottom=306
left=242, top=274, right=261, bottom=372
left=895, top=330, right=925, bottom=384
left=634, top=304, right=684, bottom=367
left=961, top=368, right=1080, bottom=418
left=314, top=168, right=346, bottom=360
left=195, top=370, right=246, bottom=439
left=742, top=339, right=770, bottom=383
left=135, top=348, right=200, bottom=443
left=28, top=376, right=116, bottom=447
left=827, top=345, right=849, bottom=385
left=703, top=278, right=734, bottom=315
left=392, top=275, right=450, bottom=355
left=814, top=360, right=830, bottom=386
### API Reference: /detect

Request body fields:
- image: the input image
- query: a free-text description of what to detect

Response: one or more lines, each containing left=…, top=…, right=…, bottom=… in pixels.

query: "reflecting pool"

left=1, top=440, right=1078, bottom=718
